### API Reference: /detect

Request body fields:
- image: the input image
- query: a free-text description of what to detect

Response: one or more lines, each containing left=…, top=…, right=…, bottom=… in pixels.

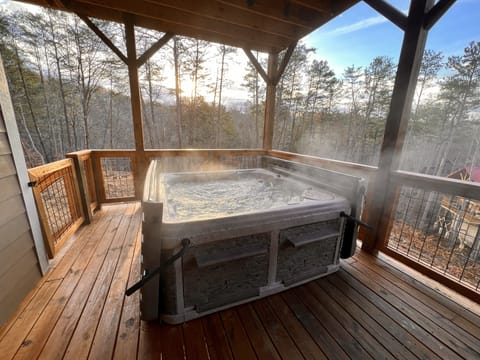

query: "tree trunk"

left=173, top=37, right=183, bottom=148
left=216, top=47, right=226, bottom=148
left=48, top=12, right=72, bottom=151
left=18, top=103, right=45, bottom=165
left=13, top=39, right=49, bottom=163
left=34, top=44, right=54, bottom=161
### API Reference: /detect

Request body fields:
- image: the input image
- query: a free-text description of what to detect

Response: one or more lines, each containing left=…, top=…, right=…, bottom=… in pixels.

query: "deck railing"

left=29, top=149, right=480, bottom=299
left=90, top=150, right=137, bottom=204
left=382, top=171, right=480, bottom=297
left=28, top=158, right=84, bottom=258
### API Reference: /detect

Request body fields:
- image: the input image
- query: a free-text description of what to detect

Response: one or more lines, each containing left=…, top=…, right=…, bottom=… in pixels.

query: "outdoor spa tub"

left=136, top=156, right=366, bottom=323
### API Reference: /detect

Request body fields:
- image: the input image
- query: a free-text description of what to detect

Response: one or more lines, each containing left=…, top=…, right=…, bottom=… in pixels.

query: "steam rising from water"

left=165, top=171, right=335, bottom=221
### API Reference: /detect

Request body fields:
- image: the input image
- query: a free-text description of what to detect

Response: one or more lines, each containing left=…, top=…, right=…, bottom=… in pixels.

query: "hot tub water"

left=166, top=170, right=336, bottom=221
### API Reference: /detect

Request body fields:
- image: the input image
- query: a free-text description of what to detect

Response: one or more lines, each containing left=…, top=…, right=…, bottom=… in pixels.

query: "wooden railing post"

left=67, top=150, right=94, bottom=224
left=91, top=151, right=107, bottom=204
left=125, top=16, right=146, bottom=200
left=362, top=0, right=435, bottom=253
left=263, top=53, right=278, bottom=151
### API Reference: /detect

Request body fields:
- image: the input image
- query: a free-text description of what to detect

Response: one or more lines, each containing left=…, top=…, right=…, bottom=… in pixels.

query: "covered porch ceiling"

left=17, top=0, right=360, bottom=53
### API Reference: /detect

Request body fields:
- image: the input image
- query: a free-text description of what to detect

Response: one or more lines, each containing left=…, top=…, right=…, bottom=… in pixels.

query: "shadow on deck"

left=0, top=203, right=479, bottom=359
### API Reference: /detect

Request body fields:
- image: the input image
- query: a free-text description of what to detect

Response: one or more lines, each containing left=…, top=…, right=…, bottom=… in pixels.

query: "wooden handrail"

left=391, top=170, right=480, bottom=201
left=28, top=158, right=74, bottom=182
left=145, top=148, right=266, bottom=158
left=267, top=150, right=377, bottom=178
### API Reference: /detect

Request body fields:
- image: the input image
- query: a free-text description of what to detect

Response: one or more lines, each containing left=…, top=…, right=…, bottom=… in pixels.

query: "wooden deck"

left=0, top=203, right=479, bottom=359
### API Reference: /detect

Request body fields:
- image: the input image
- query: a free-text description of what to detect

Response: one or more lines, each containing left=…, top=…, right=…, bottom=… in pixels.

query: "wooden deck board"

left=0, top=202, right=479, bottom=359
left=343, top=261, right=478, bottom=359
left=350, top=253, right=480, bottom=354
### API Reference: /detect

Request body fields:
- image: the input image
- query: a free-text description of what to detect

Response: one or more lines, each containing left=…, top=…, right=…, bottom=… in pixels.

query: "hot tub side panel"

left=276, top=219, right=344, bottom=285
left=155, top=210, right=348, bottom=324
left=182, top=233, right=270, bottom=312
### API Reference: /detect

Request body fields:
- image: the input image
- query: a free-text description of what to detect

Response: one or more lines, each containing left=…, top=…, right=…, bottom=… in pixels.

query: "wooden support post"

left=67, top=151, right=93, bottom=224
left=362, top=0, right=435, bottom=253
left=125, top=17, right=146, bottom=199
left=263, top=53, right=278, bottom=150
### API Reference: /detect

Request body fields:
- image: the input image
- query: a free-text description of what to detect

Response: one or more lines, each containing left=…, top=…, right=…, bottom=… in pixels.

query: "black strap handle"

left=125, top=238, right=190, bottom=296
left=340, top=211, right=373, bottom=231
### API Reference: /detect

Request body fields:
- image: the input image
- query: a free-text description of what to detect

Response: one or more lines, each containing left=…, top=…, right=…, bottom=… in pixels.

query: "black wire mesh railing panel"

left=39, top=166, right=80, bottom=245
left=387, top=186, right=480, bottom=292
left=101, top=157, right=135, bottom=199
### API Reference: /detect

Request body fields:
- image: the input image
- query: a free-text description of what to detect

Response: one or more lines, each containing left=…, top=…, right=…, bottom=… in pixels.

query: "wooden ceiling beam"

left=137, top=32, right=173, bottom=68
left=78, top=0, right=291, bottom=49
left=424, top=0, right=456, bottom=30
left=363, top=0, right=408, bottom=31
left=134, top=15, right=281, bottom=53
left=135, top=17, right=283, bottom=53
left=220, top=0, right=321, bottom=29
left=54, top=1, right=281, bottom=52
left=76, top=13, right=128, bottom=64
left=291, top=0, right=332, bottom=13
left=144, top=0, right=304, bottom=40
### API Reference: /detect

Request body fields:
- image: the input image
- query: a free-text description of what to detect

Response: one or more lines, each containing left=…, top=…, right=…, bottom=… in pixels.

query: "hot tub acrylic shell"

left=141, top=158, right=364, bottom=323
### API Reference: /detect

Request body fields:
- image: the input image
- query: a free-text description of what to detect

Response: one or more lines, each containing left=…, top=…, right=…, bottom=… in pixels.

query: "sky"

left=304, top=0, right=480, bottom=75
left=1, top=0, right=479, bottom=101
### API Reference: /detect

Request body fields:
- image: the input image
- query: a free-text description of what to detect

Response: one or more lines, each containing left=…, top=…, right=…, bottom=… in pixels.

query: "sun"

left=180, top=79, right=196, bottom=98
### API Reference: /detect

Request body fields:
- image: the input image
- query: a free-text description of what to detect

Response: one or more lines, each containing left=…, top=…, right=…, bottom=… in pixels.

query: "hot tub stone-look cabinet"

left=139, top=157, right=366, bottom=324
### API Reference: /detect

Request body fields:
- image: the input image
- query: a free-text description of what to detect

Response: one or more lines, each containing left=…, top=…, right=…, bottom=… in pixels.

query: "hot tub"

left=140, top=156, right=366, bottom=323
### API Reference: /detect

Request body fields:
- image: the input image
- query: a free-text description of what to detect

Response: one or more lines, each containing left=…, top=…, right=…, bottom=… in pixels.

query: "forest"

left=0, top=8, right=479, bottom=181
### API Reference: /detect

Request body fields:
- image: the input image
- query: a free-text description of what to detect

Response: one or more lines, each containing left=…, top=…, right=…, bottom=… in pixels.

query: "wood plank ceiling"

left=17, top=0, right=360, bottom=53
